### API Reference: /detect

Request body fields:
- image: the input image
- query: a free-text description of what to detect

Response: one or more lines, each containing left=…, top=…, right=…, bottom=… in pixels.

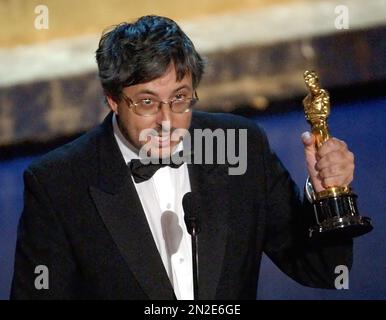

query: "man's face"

left=108, top=64, right=193, bottom=159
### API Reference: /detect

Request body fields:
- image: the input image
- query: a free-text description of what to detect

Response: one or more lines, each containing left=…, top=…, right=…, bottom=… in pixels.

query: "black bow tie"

left=129, top=158, right=184, bottom=183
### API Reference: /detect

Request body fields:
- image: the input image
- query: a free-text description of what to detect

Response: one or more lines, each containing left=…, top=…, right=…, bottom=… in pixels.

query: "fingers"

left=302, top=134, right=355, bottom=190
left=314, top=138, right=355, bottom=188
left=317, top=163, right=354, bottom=188
left=315, top=149, right=354, bottom=171
left=317, top=163, right=351, bottom=178
left=301, top=131, right=314, bottom=147
left=320, top=175, right=353, bottom=189
left=316, top=137, right=347, bottom=160
left=302, top=132, right=325, bottom=192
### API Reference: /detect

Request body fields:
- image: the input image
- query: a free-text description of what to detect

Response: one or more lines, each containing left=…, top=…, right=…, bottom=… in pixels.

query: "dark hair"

left=95, top=15, right=205, bottom=101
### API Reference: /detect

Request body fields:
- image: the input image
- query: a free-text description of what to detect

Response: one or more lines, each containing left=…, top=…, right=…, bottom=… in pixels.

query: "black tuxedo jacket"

left=11, top=111, right=352, bottom=299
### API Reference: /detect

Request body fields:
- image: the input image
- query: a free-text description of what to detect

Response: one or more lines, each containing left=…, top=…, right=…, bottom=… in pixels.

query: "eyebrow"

left=134, top=85, right=192, bottom=97
left=173, top=85, right=192, bottom=93
left=134, top=89, right=158, bottom=96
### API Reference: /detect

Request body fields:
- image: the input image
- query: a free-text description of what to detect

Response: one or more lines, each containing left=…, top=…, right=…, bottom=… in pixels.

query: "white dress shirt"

left=112, top=114, right=193, bottom=300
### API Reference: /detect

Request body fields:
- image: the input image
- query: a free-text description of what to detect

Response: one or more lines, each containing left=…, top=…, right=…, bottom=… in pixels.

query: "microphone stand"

left=190, top=221, right=199, bottom=300
left=183, top=192, right=200, bottom=300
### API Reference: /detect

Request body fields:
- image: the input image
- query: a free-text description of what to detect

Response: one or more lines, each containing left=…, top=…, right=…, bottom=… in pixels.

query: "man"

left=11, top=15, right=354, bottom=300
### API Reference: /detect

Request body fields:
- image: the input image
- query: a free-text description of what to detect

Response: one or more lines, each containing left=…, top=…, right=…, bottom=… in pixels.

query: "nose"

left=156, top=102, right=172, bottom=125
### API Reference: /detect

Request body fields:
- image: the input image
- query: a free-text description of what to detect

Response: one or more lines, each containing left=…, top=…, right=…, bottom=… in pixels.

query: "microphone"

left=182, top=192, right=200, bottom=235
left=182, top=192, right=200, bottom=300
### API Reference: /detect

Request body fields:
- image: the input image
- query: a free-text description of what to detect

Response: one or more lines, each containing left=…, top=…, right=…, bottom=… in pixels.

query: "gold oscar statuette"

left=303, top=70, right=373, bottom=239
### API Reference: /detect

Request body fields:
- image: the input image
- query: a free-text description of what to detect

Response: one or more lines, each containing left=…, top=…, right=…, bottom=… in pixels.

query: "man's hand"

left=302, top=131, right=355, bottom=193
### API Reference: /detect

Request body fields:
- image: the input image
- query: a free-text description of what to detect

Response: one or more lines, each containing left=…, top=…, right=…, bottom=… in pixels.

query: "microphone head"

left=182, top=192, right=200, bottom=235
left=182, top=192, right=192, bottom=215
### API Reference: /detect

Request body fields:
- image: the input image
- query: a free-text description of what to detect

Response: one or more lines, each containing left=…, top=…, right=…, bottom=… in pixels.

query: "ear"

left=106, top=95, right=119, bottom=114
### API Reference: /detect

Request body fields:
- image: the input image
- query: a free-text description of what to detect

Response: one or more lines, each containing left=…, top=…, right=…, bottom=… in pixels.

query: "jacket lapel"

left=89, top=112, right=175, bottom=299
left=187, top=115, right=230, bottom=300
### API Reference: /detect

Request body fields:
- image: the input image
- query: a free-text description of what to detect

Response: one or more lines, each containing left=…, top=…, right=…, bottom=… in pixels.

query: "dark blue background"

left=1, top=98, right=385, bottom=299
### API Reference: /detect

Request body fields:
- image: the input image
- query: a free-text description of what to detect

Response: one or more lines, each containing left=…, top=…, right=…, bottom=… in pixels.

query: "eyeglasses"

left=121, top=91, right=199, bottom=117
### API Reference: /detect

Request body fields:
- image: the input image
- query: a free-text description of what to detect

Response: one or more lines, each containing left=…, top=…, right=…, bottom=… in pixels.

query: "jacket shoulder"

left=26, top=122, right=103, bottom=180
left=192, top=111, right=267, bottom=137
